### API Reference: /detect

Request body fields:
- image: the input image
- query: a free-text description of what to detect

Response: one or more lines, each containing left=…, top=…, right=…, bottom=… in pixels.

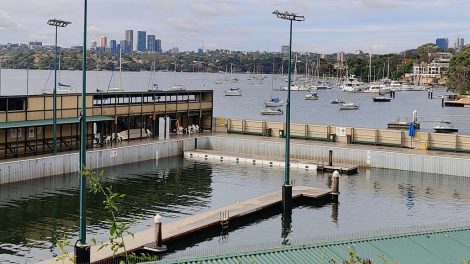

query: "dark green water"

left=1, top=157, right=470, bottom=263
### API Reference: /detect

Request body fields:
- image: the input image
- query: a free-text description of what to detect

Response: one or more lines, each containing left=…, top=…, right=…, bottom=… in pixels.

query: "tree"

left=447, top=47, right=470, bottom=94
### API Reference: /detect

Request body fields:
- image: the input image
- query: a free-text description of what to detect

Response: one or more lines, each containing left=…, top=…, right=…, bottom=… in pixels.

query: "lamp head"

left=273, top=10, right=305, bottom=21
left=47, top=19, right=72, bottom=27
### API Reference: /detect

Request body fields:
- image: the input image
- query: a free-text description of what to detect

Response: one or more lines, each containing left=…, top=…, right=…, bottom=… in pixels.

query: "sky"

left=0, top=0, right=469, bottom=54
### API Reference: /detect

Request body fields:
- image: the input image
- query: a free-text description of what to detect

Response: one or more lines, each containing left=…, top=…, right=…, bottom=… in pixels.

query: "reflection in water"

left=331, top=203, right=339, bottom=224
left=281, top=209, right=292, bottom=246
left=0, top=157, right=213, bottom=263
left=2, top=162, right=470, bottom=263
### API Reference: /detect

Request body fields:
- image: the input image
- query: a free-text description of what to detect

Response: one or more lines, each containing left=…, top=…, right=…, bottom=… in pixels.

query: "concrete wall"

left=206, top=136, right=470, bottom=177
left=0, top=136, right=209, bottom=185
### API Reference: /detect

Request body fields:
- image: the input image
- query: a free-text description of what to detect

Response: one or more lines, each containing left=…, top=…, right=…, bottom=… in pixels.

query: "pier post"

left=328, top=150, right=333, bottom=166
left=441, top=97, right=444, bottom=108
left=282, top=184, right=292, bottom=211
left=153, top=214, right=167, bottom=252
left=331, top=170, right=340, bottom=202
left=74, top=241, right=90, bottom=264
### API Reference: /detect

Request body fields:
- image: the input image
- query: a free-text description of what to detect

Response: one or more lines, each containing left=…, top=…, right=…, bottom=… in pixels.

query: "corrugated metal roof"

left=152, top=227, right=470, bottom=264
left=0, top=116, right=114, bottom=129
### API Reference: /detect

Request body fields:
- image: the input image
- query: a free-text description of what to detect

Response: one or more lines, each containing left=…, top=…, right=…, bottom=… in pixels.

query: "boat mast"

left=119, top=45, right=122, bottom=90
left=368, top=51, right=372, bottom=83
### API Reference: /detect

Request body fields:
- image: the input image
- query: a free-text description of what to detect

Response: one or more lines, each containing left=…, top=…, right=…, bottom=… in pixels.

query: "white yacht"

left=339, top=102, right=360, bottom=110
left=341, top=75, right=364, bottom=92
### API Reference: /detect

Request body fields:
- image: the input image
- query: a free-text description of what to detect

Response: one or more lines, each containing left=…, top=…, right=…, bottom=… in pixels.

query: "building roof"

left=0, top=116, right=114, bottom=129
left=152, top=226, right=470, bottom=264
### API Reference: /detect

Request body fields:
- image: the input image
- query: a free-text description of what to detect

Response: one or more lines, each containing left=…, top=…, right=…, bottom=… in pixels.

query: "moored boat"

left=433, top=122, right=458, bottom=133
left=225, top=88, right=242, bottom=96
left=260, top=108, right=283, bottom=115
left=304, top=92, right=318, bottom=100
left=372, top=95, right=392, bottom=102
left=264, top=98, right=284, bottom=107
left=339, top=102, right=360, bottom=110
left=331, top=98, right=345, bottom=104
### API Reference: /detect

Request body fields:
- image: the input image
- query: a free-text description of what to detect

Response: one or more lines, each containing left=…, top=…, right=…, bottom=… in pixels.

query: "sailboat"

left=56, top=47, right=74, bottom=93
left=225, top=65, right=242, bottom=96
left=104, top=46, right=125, bottom=92
left=147, top=59, right=160, bottom=92
left=265, top=73, right=284, bottom=106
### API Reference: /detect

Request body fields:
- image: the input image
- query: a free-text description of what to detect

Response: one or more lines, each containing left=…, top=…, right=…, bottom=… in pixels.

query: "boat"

left=339, top=102, right=360, bottom=110
left=331, top=98, right=345, bottom=104
left=433, top=122, right=458, bottom=133
left=104, top=45, right=125, bottom=92
left=260, top=108, right=283, bottom=115
left=387, top=121, right=420, bottom=130
left=215, top=79, right=223, bottom=84
left=148, top=83, right=159, bottom=92
left=341, top=75, right=364, bottom=92
left=57, top=82, right=74, bottom=93
left=372, top=95, right=392, bottom=102
left=304, top=92, right=318, bottom=100
left=147, top=59, right=160, bottom=92
left=264, top=97, right=284, bottom=107
left=167, top=84, right=185, bottom=91
left=225, top=88, right=242, bottom=96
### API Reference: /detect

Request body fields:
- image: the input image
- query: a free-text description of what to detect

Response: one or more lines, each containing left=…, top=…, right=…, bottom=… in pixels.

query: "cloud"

left=0, top=11, right=20, bottom=31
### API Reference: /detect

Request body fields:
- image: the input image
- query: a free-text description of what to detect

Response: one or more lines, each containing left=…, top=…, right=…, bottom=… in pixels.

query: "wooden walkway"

left=38, top=186, right=331, bottom=264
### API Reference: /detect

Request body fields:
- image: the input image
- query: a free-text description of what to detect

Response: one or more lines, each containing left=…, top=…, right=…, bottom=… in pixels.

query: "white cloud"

left=0, top=11, right=20, bottom=31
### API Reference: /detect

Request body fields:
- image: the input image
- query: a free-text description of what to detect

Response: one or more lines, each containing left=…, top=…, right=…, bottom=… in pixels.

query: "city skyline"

left=0, top=0, right=469, bottom=54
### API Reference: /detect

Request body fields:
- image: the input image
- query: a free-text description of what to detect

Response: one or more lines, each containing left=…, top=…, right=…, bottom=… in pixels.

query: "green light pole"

left=47, top=19, right=71, bottom=155
left=74, top=0, right=90, bottom=262
left=273, top=10, right=304, bottom=211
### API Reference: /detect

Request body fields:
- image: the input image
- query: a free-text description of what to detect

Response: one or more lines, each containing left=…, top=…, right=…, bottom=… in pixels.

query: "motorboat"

left=341, top=75, right=364, bottom=92
left=339, top=102, right=360, bottom=110
left=260, top=108, right=283, bottom=115
left=372, top=95, right=392, bottom=102
left=433, top=122, right=458, bottom=133
left=215, top=79, right=223, bottom=84
left=264, top=98, right=284, bottom=107
left=279, top=84, right=310, bottom=91
left=331, top=98, right=345, bottom=104
left=225, top=88, right=242, bottom=96
left=167, top=84, right=185, bottom=91
left=304, top=92, right=318, bottom=100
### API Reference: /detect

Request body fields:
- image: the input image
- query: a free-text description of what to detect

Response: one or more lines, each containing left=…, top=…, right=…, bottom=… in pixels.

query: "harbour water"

left=1, top=69, right=470, bottom=134
left=1, top=157, right=470, bottom=263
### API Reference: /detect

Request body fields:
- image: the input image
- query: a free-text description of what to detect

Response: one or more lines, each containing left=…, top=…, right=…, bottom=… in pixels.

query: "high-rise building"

left=120, top=40, right=130, bottom=54
left=337, top=51, right=345, bottom=64
left=281, top=45, right=289, bottom=58
left=91, top=40, right=97, bottom=50
left=99, top=36, right=107, bottom=47
left=125, top=30, right=133, bottom=52
left=137, top=31, right=146, bottom=52
left=147, top=35, right=156, bottom=52
left=436, top=38, right=448, bottom=50
left=110, top=40, right=117, bottom=54
left=155, top=39, right=162, bottom=53
left=455, top=38, right=465, bottom=50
